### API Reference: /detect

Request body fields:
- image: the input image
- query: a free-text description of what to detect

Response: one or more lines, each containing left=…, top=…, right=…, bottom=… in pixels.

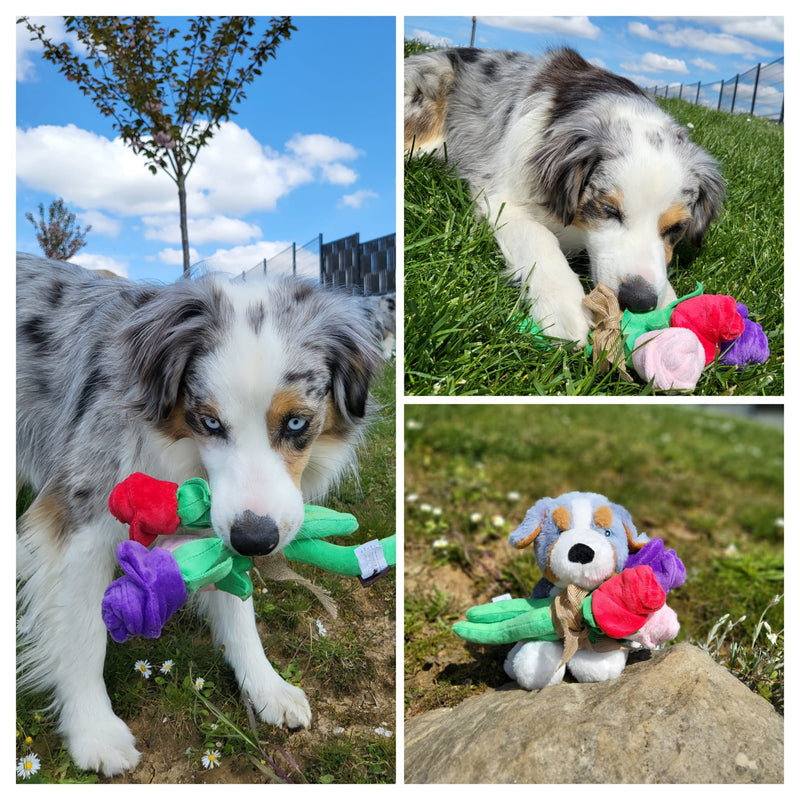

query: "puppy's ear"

left=684, top=142, right=726, bottom=247
left=121, top=280, right=230, bottom=421
left=328, top=308, right=382, bottom=423
left=509, top=497, right=553, bottom=549
left=324, top=304, right=384, bottom=424
left=609, top=502, right=649, bottom=552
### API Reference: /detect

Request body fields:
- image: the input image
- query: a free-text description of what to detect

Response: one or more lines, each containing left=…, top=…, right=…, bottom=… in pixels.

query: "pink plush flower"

left=631, top=328, right=705, bottom=392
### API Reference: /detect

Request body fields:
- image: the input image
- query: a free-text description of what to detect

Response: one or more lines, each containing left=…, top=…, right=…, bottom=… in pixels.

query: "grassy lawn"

left=403, top=404, right=783, bottom=716
left=403, top=44, right=784, bottom=396
left=16, top=360, right=397, bottom=785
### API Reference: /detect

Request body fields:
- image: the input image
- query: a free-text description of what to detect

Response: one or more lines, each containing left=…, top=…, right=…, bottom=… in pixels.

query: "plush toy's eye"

left=604, top=529, right=613, bottom=537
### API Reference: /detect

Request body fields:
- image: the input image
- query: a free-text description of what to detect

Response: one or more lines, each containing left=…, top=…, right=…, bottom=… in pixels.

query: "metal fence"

left=321, top=232, right=396, bottom=295
left=646, top=56, right=783, bottom=123
left=190, top=231, right=396, bottom=296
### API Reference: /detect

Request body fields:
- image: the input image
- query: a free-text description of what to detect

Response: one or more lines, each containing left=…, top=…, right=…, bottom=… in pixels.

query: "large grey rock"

left=404, top=643, right=783, bottom=784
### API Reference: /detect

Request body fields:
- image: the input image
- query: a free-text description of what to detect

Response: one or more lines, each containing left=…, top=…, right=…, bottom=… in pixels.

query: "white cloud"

left=16, top=120, right=366, bottom=222
left=286, top=133, right=362, bottom=165
left=142, top=214, right=262, bottom=245
left=704, top=17, right=783, bottom=44
left=16, top=124, right=175, bottom=215
left=67, top=251, right=129, bottom=279
left=78, top=210, right=122, bottom=238
left=158, top=246, right=201, bottom=267
left=480, top=16, right=602, bottom=41
left=627, top=20, right=773, bottom=59
left=17, top=16, right=94, bottom=82
left=621, top=52, right=689, bottom=75
left=338, top=189, right=378, bottom=209
left=409, top=29, right=453, bottom=48
left=691, top=57, right=718, bottom=73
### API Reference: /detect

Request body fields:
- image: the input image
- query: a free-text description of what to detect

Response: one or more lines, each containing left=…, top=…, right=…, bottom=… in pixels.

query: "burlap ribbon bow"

left=550, top=583, right=627, bottom=671
left=582, top=284, right=633, bottom=382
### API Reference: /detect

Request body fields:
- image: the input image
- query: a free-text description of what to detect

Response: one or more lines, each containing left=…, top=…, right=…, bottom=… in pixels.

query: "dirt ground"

left=100, top=576, right=396, bottom=785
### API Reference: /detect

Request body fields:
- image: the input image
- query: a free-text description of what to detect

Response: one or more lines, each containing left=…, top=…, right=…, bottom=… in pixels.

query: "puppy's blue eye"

left=200, top=415, right=222, bottom=433
left=286, top=417, right=308, bottom=434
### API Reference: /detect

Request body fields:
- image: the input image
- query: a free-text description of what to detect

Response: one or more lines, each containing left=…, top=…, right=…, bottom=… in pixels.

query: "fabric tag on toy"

left=492, top=593, right=512, bottom=602
left=354, top=539, right=389, bottom=586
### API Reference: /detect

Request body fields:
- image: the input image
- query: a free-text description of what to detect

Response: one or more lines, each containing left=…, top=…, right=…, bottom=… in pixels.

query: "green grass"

left=404, top=45, right=784, bottom=396
left=403, top=404, right=783, bottom=714
left=17, top=360, right=396, bottom=785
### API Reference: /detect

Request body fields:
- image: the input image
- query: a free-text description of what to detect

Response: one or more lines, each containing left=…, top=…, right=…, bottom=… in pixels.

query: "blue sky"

left=405, top=16, right=784, bottom=115
left=16, top=16, right=397, bottom=282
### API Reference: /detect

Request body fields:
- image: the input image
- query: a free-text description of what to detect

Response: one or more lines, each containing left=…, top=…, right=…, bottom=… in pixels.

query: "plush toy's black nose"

left=568, top=543, right=595, bottom=565
left=618, top=276, right=658, bottom=313
left=230, top=511, right=280, bottom=556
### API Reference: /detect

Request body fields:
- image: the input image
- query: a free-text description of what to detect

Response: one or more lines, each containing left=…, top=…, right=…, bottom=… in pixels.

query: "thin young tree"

left=25, top=197, right=92, bottom=260
left=19, top=16, right=295, bottom=276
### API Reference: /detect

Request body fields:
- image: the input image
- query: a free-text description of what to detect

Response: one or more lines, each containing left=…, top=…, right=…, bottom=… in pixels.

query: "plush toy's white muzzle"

left=549, top=528, right=617, bottom=589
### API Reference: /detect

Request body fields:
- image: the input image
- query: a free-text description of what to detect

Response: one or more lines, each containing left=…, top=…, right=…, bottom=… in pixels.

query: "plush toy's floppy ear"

left=509, top=498, right=553, bottom=550
left=610, top=502, right=649, bottom=552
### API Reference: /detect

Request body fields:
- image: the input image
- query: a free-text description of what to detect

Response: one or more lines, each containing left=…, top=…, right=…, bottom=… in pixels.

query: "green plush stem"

left=619, top=282, right=704, bottom=359
left=294, top=504, right=359, bottom=540
left=176, top=477, right=213, bottom=529
left=283, top=534, right=396, bottom=576
left=453, top=594, right=604, bottom=646
left=453, top=597, right=560, bottom=645
left=172, top=537, right=253, bottom=598
left=170, top=480, right=390, bottom=580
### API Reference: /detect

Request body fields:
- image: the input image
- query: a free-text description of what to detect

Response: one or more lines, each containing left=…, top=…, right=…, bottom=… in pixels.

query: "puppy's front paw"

left=63, top=711, right=140, bottom=776
left=529, top=296, right=591, bottom=346
left=250, top=679, right=312, bottom=730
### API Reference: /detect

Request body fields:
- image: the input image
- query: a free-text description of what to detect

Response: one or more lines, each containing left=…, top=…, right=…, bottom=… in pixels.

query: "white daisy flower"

left=17, top=753, right=41, bottom=779
left=134, top=660, right=152, bottom=679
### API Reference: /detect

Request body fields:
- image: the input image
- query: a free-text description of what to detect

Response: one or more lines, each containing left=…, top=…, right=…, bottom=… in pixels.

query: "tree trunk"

left=176, top=167, right=191, bottom=278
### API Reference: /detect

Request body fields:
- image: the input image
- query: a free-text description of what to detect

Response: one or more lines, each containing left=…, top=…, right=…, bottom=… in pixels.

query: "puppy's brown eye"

left=663, top=222, right=688, bottom=241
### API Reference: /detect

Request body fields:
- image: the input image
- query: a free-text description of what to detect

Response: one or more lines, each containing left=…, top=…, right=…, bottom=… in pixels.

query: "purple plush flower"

left=624, top=538, right=686, bottom=593
left=719, top=303, right=770, bottom=366
left=102, top=541, right=187, bottom=642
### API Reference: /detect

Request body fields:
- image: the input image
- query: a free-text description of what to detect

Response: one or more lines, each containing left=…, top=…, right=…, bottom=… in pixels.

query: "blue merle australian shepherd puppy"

left=16, top=252, right=383, bottom=775
left=404, top=47, right=725, bottom=344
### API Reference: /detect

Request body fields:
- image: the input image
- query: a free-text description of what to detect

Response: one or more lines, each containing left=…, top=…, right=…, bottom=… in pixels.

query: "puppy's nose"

left=568, top=543, right=595, bottom=565
left=230, top=511, right=280, bottom=556
left=618, top=276, right=658, bottom=313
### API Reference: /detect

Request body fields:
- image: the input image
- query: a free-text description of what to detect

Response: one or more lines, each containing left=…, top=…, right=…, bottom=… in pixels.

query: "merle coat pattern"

left=16, top=253, right=383, bottom=775
left=405, top=47, right=725, bottom=344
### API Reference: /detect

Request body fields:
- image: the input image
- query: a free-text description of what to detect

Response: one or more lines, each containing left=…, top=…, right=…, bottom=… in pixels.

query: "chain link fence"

left=646, top=56, right=783, bottom=123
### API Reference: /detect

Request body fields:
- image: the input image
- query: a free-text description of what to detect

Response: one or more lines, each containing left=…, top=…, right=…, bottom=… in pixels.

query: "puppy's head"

left=122, top=275, right=383, bottom=556
left=509, top=491, right=648, bottom=591
left=531, top=95, right=725, bottom=313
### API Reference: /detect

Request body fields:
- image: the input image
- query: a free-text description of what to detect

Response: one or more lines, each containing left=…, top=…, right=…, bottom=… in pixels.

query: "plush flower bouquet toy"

left=102, top=472, right=395, bottom=643
left=453, top=491, right=685, bottom=689
left=520, top=283, right=769, bottom=391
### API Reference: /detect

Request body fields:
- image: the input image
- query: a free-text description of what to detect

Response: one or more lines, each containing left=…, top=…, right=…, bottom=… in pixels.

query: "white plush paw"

left=63, top=712, right=140, bottom=776
left=505, top=641, right=566, bottom=690
left=567, top=648, right=629, bottom=683
left=250, top=679, right=312, bottom=729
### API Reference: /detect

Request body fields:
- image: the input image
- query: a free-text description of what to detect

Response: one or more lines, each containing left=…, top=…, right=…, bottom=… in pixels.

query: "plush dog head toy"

left=509, top=491, right=650, bottom=599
